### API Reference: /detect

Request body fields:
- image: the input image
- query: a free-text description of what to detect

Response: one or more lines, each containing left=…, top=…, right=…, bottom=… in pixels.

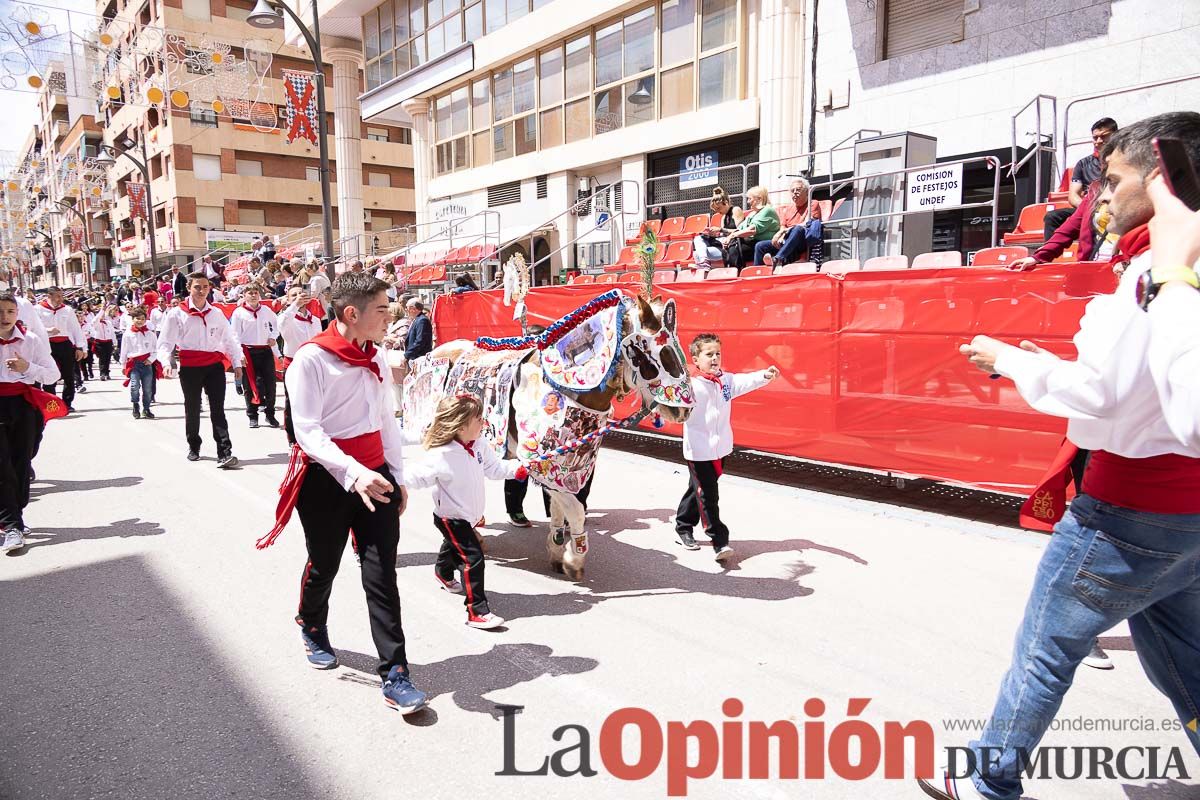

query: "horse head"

left=620, top=295, right=694, bottom=424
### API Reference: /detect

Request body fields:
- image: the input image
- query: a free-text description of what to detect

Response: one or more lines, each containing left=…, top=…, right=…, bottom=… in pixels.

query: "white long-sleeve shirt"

left=993, top=250, right=1200, bottom=459
left=285, top=341, right=405, bottom=491
left=90, top=315, right=119, bottom=342
left=15, top=298, right=51, bottom=364
left=35, top=301, right=86, bottom=348
left=681, top=369, right=773, bottom=461
left=1146, top=280, right=1200, bottom=450
left=155, top=299, right=243, bottom=367
left=279, top=303, right=322, bottom=357
left=230, top=303, right=280, bottom=352
left=404, top=439, right=521, bottom=522
left=0, top=323, right=59, bottom=385
left=119, top=325, right=158, bottom=366
left=149, top=307, right=167, bottom=332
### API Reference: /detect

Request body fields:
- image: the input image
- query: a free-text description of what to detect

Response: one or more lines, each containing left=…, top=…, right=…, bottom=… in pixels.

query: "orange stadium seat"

left=912, top=251, right=963, bottom=268
left=626, top=219, right=662, bottom=245
left=863, top=255, right=909, bottom=271
left=972, top=246, right=1028, bottom=267
left=740, top=265, right=773, bottom=277
left=658, top=217, right=686, bottom=241
left=775, top=262, right=818, bottom=275
left=571, top=274, right=595, bottom=284
left=706, top=267, right=737, bottom=279
left=596, top=273, right=618, bottom=283
left=1003, top=202, right=1069, bottom=246
left=664, top=241, right=694, bottom=266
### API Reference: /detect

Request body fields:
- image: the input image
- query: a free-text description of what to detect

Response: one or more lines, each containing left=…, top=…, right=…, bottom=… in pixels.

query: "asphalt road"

left=1, top=374, right=1197, bottom=800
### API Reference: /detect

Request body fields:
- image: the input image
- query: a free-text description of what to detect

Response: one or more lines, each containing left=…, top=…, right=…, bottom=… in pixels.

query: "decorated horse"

left=402, top=248, right=694, bottom=580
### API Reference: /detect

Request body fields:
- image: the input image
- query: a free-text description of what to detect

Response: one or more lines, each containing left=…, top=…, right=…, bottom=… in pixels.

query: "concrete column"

left=757, top=0, right=807, bottom=187
left=327, top=47, right=365, bottom=261
left=401, top=97, right=431, bottom=232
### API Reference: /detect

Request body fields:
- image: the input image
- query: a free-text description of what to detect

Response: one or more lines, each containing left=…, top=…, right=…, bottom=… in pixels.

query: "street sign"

left=905, top=163, right=963, bottom=210
left=595, top=209, right=611, bottom=230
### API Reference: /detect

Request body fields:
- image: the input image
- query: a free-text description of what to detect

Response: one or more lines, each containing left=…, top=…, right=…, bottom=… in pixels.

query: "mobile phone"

left=1153, top=137, right=1200, bottom=211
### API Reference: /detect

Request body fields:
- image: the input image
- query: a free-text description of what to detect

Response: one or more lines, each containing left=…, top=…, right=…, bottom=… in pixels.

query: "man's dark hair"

left=0, top=289, right=17, bottom=306
left=48, top=285, right=61, bottom=293
left=1102, top=112, right=1200, bottom=175
left=187, top=271, right=209, bottom=284
left=1092, top=117, right=1118, bottom=133
left=331, top=271, right=388, bottom=321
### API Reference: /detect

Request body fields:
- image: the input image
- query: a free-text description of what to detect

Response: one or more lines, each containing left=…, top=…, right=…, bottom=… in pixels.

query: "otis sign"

left=679, top=151, right=719, bottom=189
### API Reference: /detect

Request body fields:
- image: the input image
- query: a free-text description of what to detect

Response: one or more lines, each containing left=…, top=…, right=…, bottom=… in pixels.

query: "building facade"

left=307, top=0, right=1199, bottom=283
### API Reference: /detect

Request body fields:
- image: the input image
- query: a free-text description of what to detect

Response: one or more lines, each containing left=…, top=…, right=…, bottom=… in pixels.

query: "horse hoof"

left=563, top=564, right=584, bottom=582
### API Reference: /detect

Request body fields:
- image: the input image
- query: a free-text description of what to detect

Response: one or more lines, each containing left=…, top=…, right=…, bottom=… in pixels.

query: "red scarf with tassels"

left=257, top=324, right=385, bottom=549
left=1018, top=224, right=1153, bottom=531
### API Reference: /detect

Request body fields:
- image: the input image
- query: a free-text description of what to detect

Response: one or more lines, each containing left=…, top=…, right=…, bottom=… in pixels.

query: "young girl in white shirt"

left=405, top=394, right=526, bottom=630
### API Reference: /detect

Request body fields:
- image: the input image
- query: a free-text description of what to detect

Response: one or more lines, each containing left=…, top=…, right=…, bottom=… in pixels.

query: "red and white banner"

left=127, top=183, right=148, bottom=220
left=70, top=225, right=85, bottom=253
left=282, top=69, right=319, bottom=145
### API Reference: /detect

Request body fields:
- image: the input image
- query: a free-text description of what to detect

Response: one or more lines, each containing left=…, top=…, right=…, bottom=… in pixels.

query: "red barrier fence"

left=432, top=264, right=1118, bottom=494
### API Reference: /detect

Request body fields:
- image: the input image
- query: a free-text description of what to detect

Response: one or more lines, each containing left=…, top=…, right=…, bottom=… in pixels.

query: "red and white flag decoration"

left=70, top=225, right=85, bottom=252
left=282, top=69, right=319, bottom=145
left=127, top=183, right=148, bottom=220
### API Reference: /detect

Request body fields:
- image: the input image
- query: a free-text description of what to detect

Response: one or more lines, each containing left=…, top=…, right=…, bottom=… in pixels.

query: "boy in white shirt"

left=119, top=306, right=158, bottom=419
left=229, top=282, right=280, bottom=428
left=675, top=333, right=778, bottom=562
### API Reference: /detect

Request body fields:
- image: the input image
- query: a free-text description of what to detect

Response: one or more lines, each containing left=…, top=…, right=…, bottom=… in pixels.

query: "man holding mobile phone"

left=921, top=112, right=1200, bottom=800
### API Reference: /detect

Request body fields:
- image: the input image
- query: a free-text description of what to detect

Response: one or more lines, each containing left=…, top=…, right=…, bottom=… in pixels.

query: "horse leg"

left=546, top=490, right=567, bottom=573
left=558, top=493, right=587, bottom=582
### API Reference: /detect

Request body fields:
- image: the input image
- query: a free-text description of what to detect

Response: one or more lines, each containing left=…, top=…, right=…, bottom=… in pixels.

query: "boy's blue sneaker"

left=298, top=621, right=338, bottom=669
left=381, top=666, right=427, bottom=715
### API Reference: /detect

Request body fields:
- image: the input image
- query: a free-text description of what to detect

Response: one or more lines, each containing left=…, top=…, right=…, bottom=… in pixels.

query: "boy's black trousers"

left=179, top=363, right=231, bottom=457
left=296, top=462, right=408, bottom=679
left=0, top=395, right=41, bottom=529
left=675, top=458, right=730, bottom=549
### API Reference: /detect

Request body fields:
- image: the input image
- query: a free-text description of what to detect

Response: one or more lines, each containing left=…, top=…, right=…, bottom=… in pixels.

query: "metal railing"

left=491, top=179, right=643, bottom=281
left=1009, top=94, right=1058, bottom=203
left=389, top=210, right=502, bottom=259
left=808, top=156, right=1003, bottom=258
left=1062, top=74, right=1200, bottom=167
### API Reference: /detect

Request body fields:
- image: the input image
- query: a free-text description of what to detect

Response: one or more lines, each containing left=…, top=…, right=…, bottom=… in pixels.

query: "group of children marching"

left=3, top=270, right=777, bottom=717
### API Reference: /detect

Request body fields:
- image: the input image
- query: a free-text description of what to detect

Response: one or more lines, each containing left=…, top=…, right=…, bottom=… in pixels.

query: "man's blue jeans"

left=967, top=494, right=1200, bottom=799
left=129, top=361, right=153, bottom=413
left=753, top=225, right=808, bottom=265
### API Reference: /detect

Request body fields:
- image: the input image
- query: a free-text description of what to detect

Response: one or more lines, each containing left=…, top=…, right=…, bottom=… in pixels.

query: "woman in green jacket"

left=722, top=185, right=780, bottom=271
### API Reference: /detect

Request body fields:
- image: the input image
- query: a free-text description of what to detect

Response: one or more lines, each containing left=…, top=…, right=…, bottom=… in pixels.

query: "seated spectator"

left=1043, top=117, right=1117, bottom=238
left=722, top=186, right=779, bottom=271
left=1008, top=178, right=1107, bottom=270
left=452, top=273, right=479, bottom=293
left=693, top=187, right=745, bottom=270
left=259, top=235, right=276, bottom=263
left=755, top=178, right=824, bottom=267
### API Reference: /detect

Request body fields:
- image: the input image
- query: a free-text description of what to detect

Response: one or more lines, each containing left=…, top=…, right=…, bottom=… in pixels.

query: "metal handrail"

left=491, top=179, right=643, bottom=281
left=808, top=156, right=1003, bottom=252
left=1061, top=74, right=1200, bottom=167
left=392, top=210, right=502, bottom=256
left=1008, top=94, right=1058, bottom=202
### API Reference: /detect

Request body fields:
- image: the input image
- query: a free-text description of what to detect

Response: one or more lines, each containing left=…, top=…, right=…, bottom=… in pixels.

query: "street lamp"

left=95, top=138, right=159, bottom=280
left=25, top=227, right=56, bottom=285
left=248, top=0, right=336, bottom=287
left=52, top=200, right=94, bottom=289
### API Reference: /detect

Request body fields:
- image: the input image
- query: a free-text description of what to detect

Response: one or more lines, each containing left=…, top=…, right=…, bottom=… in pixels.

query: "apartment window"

left=196, top=205, right=224, bottom=228
left=190, top=105, right=217, bottom=127
left=305, top=166, right=320, bottom=181
left=433, top=84, right=470, bottom=175
left=698, top=0, right=737, bottom=108
left=235, top=159, right=263, bottom=177
left=882, top=0, right=964, bottom=59
left=487, top=180, right=521, bottom=206
left=193, top=154, right=222, bottom=181
left=182, top=0, right=210, bottom=21
left=367, top=127, right=390, bottom=142
left=372, top=214, right=393, bottom=230
left=239, top=208, right=266, bottom=226
left=368, top=172, right=391, bottom=187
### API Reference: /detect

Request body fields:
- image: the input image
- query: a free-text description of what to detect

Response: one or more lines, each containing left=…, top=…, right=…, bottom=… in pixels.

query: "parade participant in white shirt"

left=921, top=112, right=1200, bottom=800
left=149, top=297, right=168, bottom=333
left=156, top=272, right=243, bottom=468
left=258, top=272, right=425, bottom=715
left=90, top=306, right=119, bottom=381
left=229, top=282, right=280, bottom=429
left=33, top=286, right=86, bottom=412
left=0, top=289, right=64, bottom=552
left=119, top=306, right=159, bottom=420
left=277, top=285, right=322, bottom=445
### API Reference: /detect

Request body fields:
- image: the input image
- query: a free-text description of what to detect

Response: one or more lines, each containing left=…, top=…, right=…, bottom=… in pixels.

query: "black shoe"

left=76, top=384, right=87, bottom=393
left=132, top=406, right=141, bottom=419
left=265, top=416, right=280, bottom=428
left=248, top=419, right=260, bottom=429
left=187, top=450, right=200, bottom=462
left=217, top=454, right=238, bottom=469
left=142, top=409, right=155, bottom=419
left=101, top=374, right=109, bottom=381
left=676, top=530, right=700, bottom=550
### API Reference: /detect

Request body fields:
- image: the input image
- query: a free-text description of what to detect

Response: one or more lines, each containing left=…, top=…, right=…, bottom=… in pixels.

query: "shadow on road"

left=1122, top=779, right=1200, bottom=798
left=29, top=475, right=143, bottom=497
left=10, top=518, right=166, bottom=553
left=0, top=555, right=327, bottom=800
left=336, top=643, right=599, bottom=719
left=233, top=452, right=292, bottom=468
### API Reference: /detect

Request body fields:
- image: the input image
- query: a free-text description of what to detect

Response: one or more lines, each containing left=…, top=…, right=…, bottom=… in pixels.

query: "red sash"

left=122, top=354, right=164, bottom=387
left=0, top=382, right=70, bottom=422
left=179, top=349, right=227, bottom=368
left=240, top=345, right=273, bottom=404
left=1082, top=451, right=1200, bottom=514
left=49, top=336, right=70, bottom=344
left=256, top=431, right=386, bottom=549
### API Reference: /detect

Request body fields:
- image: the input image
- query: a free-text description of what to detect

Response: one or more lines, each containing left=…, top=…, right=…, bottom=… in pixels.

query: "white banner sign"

left=906, top=163, right=963, bottom=210
left=205, top=230, right=263, bottom=252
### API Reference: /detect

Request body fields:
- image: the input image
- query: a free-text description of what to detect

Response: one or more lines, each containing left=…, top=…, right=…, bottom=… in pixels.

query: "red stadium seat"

left=571, top=274, right=595, bottom=284
left=740, top=265, right=773, bottom=277
left=1052, top=243, right=1079, bottom=263
left=618, top=272, right=641, bottom=283
left=912, top=251, right=963, bottom=268
left=596, top=273, right=618, bottom=284
left=821, top=259, right=860, bottom=275
left=658, top=216, right=686, bottom=241
left=972, top=246, right=1028, bottom=267
left=652, top=243, right=671, bottom=265
left=709, top=212, right=724, bottom=228
left=653, top=270, right=677, bottom=284
left=676, top=214, right=709, bottom=241
left=862, top=255, right=909, bottom=271
left=605, top=246, right=638, bottom=272
left=775, top=262, right=818, bottom=275
left=479, top=244, right=497, bottom=261
left=1003, top=202, right=1069, bottom=246
left=626, top=219, right=662, bottom=245
left=465, top=245, right=483, bottom=263
left=675, top=269, right=704, bottom=282
left=664, top=241, right=693, bottom=266
left=706, top=267, right=737, bottom=279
